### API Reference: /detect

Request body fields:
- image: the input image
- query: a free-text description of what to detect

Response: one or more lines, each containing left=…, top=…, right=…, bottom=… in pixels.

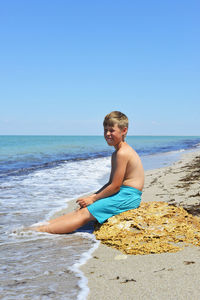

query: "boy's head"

left=103, top=111, right=129, bottom=131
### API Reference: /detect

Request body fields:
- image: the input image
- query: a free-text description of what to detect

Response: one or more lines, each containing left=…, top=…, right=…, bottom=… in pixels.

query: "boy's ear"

left=122, top=127, right=128, bottom=136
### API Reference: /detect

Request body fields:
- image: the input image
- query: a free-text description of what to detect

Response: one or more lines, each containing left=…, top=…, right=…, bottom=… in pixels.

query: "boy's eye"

left=104, top=128, right=114, bottom=134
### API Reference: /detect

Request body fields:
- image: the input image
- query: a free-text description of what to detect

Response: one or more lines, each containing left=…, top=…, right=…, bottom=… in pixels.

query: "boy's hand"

left=76, top=195, right=96, bottom=208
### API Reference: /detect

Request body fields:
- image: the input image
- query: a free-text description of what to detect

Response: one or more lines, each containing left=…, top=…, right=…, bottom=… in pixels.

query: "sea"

left=1, top=135, right=200, bottom=299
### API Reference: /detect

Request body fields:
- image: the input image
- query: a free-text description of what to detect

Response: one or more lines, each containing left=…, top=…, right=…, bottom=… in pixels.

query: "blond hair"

left=103, top=111, right=129, bottom=130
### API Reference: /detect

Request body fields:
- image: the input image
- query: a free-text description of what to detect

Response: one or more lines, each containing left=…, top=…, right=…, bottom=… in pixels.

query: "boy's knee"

left=78, top=207, right=95, bottom=221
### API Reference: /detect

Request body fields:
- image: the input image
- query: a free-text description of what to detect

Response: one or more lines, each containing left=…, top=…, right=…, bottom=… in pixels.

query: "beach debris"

left=153, top=268, right=166, bottom=273
left=183, top=261, right=195, bottom=265
left=94, top=201, right=200, bottom=255
left=120, top=278, right=136, bottom=283
left=110, top=276, right=120, bottom=280
left=178, top=155, right=200, bottom=188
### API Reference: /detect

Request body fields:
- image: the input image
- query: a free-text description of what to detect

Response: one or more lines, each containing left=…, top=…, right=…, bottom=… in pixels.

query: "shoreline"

left=81, top=149, right=200, bottom=299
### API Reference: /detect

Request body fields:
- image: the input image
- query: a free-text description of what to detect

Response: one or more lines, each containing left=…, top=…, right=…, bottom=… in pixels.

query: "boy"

left=35, top=111, right=144, bottom=234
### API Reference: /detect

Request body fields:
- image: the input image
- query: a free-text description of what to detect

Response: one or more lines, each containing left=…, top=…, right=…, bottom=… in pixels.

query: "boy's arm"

left=94, top=181, right=111, bottom=194
left=93, top=150, right=127, bottom=200
left=77, top=150, right=128, bottom=207
left=94, top=155, right=113, bottom=194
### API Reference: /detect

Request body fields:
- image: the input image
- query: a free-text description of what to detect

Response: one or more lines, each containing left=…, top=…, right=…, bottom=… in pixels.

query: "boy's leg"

left=48, top=210, right=80, bottom=224
left=35, top=208, right=95, bottom=234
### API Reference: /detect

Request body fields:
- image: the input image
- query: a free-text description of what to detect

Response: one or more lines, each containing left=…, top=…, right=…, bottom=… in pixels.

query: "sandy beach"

left=81, top=150, right=200, bottom=300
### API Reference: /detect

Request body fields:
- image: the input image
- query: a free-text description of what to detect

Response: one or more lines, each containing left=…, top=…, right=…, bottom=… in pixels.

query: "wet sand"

left=81, top=150, right=200, bottom=300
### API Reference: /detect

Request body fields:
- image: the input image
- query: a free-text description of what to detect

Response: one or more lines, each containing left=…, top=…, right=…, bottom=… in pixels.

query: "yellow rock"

left=94, top=202, right=200, bottom=255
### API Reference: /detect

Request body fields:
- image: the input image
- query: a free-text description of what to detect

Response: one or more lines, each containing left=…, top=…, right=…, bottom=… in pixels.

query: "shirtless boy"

left=35, top=111, right=144, bottom=234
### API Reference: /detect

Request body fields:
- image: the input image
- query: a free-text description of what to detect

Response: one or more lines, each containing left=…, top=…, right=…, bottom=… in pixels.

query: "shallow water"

left=0, top=234, right=97, bottom=299
left=0, top=156, right=109, bottom=299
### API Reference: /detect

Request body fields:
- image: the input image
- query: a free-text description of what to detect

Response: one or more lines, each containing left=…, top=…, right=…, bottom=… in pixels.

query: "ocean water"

left=1, top=135, right=200, bottom=299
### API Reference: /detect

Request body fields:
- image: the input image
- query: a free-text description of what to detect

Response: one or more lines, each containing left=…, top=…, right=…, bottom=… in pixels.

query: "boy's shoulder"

left=114, top=142, right=136, bottom=158
left=120, top=142, right=135, bottom=153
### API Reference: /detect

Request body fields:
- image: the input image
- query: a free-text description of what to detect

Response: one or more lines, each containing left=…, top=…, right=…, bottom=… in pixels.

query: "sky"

left=0, top=0, right=199, bottom=135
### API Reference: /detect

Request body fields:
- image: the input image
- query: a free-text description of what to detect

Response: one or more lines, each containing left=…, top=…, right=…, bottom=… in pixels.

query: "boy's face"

left=104, top=124, right=127, bottom=147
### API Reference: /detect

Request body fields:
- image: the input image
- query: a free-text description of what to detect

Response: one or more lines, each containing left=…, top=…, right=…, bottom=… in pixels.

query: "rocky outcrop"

left=94, top=202, right=200, bottom=255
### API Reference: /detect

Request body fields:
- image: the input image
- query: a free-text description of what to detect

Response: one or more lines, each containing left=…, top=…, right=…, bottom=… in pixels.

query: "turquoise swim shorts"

left=87, top=185, right=142, bottom=224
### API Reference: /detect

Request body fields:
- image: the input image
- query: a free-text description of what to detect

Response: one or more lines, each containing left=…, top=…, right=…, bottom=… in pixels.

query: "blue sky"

left=0, top=0, right=199, bottom=135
